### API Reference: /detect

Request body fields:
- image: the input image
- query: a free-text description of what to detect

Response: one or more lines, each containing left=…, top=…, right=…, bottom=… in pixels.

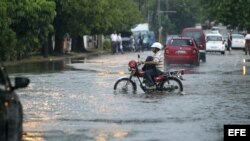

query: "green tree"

left=1, top=0, right=143, bottom=60
left=0, top=1, right=17, bottom=61
left=203, top=0, right=250, bottom=30
left=145, top=0, right=197, bottom=42
left=107, top=0, right=143, bottom=33
left=53, top=0, right=142, bottom=53
left=167, top=0, right=197, bottom=33
left=9, top=0, right=56, bottom=59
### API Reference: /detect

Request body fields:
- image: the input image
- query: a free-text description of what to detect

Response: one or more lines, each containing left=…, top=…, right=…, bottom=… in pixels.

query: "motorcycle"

left=113, top=55, right=185, bottom=93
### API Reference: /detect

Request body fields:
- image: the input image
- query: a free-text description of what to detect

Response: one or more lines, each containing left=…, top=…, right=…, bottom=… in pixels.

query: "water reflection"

left=4, top=56, right=97, bottom=74
left=23, top=132, right=45, bottom=141
left=242, top=65, right=246, bottom=76
left=91, top=129, right=129, bottom=141
left=8, top=51, right=250, bottom=141
left=242, top=58, right=249, bottom=76
left=6, top=60, right=69, bottom=74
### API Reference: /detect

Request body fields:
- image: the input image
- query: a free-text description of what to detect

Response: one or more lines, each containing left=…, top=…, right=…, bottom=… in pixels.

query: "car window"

left=207, top=36, right=222, bottom=41
left=170, top=39, right=193, bottom=46
left=166, top=35, right=178, bottom=43
left=232, top=34, right=244, bottom=39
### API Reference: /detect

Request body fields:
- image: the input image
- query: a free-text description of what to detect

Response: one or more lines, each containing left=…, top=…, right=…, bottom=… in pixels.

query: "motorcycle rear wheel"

left=161, top=77, right=183, bottom=93
left=113, top=78, right=136, bottom=94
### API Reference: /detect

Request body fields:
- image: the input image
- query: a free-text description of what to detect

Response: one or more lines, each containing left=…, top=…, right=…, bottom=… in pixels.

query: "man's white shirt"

left=111, top=33, right=118, bottom=42
left=245, top=34, right=250, bottom=40
left=154, top=50, right=164, bottom=71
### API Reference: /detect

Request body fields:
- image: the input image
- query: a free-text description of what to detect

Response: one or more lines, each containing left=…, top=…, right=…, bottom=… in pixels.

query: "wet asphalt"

left=7, top=49, right=250, bottom=141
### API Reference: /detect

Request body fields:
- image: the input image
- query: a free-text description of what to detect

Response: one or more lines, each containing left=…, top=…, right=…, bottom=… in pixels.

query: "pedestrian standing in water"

left=130, top=35, right=135, bottom=52
left=245, top=30, right=250, bottom=55
left=117, top=33, right=123, bottom=54
left=227, top=31, right=232, bottom=55
left=110, top=31, right=118, bottom=54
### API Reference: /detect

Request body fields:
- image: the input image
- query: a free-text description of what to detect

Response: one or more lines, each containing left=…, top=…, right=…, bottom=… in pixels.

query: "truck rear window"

left=182, top=32, right=201, bottom=43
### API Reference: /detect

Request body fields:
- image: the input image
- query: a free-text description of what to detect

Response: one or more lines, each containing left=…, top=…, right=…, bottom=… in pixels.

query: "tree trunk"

left=48, top=33, right=53, bottom=54
left=76, top=35, right=88, bottom=52
left=53, top=1, right=64, bottom=54
left=71, top=35, right=77, bottom=52
left=54, top=28, right=64, bottom=54
left=42, top=41, right=48, bottom=58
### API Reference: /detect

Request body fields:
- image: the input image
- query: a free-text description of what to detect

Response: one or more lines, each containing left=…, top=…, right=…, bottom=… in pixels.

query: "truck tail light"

left=192, top=49, right=197, bottom=54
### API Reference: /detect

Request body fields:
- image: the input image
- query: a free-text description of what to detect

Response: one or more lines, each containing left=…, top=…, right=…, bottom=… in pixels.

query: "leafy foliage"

left=61, top=0, right=142, bottom=36
left=53, top=0, right=142, bottom=52
left=203, top=0, right=250, bottom=30
left=0, top=0, right=55, bottom=61
left=2, top=0, right=250, bottom=61
left=0, top=1, right=16, bottom=61
left=10, top=0, right=56, bottom=58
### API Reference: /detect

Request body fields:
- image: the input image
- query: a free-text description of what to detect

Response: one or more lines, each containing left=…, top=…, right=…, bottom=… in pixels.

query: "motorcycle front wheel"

left=161, top=77, right=183, bottom=93
left=113, top=78, right=137, bottom=94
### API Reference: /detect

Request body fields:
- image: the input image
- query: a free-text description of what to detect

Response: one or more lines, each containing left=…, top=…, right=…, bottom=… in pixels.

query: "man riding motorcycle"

left=141, top=42, right=163, bottom=89
left=113, top=41, right=184, bottom=93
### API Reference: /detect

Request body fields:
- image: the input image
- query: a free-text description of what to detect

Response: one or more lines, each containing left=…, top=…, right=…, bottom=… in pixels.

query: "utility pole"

left=157, top=0, right=161, bottom=27
left=166, top=0, right=169, bottom=15
left=156, top=0, right=176, bottom=43
left=157, top=0, right=162, bottom=43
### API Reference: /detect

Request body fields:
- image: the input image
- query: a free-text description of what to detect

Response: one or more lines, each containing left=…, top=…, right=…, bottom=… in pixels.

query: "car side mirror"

left=13, top=77, right=30, bottom=90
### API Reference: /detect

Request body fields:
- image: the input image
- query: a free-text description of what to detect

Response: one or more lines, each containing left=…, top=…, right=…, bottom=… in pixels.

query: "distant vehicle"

left=206, top=33, right=226, bottom=54
left=181, top=28, right=206, bottom=62
left=211, top=26, right=228, bottom=35
left=121, top=37, right=133, bottom=51
left=166, top=35, right=179, bottom=45
left=231, top=34, right=245, bottom=49
left=146, top=31, right=155, bottom=47
left=131, top=23, right=155, bottom=50
left=0, top=63, right=30, bottom=140
left=164, top=37, right=200, bottom=66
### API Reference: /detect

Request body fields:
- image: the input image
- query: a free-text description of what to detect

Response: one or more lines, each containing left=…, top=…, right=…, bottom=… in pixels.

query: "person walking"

left=227, top=31, right=232, bottom=55
left=138, top=33, right=144, bottom=52
left=245, top=30, right=250, bottom=55
left=130, top=35, right=135, bottom=52
left=117, top=33, right=123, bottom=54
left=111, top=31, right=118, bottom=54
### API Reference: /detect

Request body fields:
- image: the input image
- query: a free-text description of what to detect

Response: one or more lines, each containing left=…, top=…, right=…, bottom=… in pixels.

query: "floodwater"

left=7, top=50, right=250, bottom=141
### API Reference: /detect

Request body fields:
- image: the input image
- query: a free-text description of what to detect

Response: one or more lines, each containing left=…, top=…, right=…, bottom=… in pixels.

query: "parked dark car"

left=0, top=63, right=30, bottom=141
left=164, top=37, right=200, bottom=66
left=181, top=28, right=206, bottom=62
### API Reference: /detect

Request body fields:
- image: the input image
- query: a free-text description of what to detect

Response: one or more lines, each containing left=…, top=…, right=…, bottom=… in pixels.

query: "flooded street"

left=7, top=50, right=250, bottom=141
